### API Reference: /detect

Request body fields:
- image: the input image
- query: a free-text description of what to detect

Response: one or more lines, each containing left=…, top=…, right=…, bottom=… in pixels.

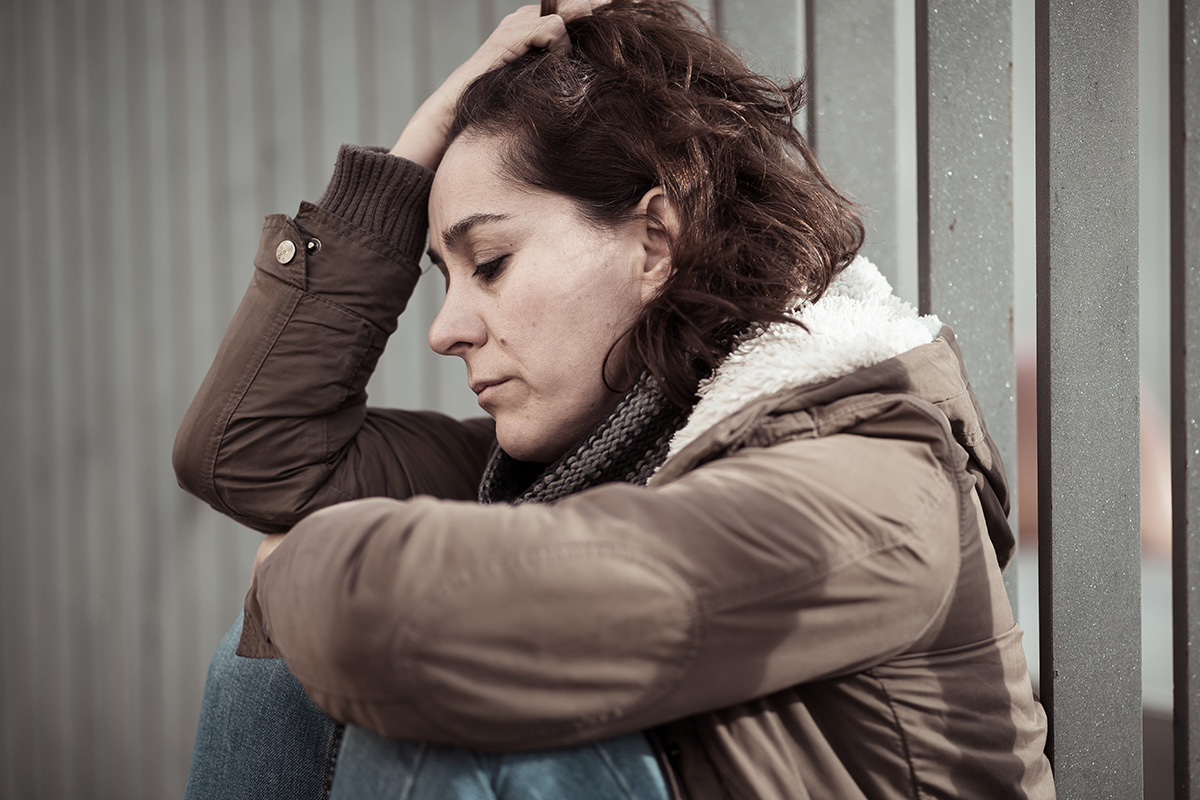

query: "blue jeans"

left=186, top=614, right=671, bottom=800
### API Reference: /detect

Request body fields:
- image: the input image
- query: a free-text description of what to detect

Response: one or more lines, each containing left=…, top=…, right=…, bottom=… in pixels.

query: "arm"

left=249, top=401, right=965, bottom=749
left=172, top=149, right=498, bottom=533
left=174, top=4, right=608, bottom=532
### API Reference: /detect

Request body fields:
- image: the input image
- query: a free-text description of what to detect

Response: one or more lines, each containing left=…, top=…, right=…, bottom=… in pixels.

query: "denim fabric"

left=187, top=614, right=671, bottom=800
left=185, top=613, right=343, bottom=800
left=331, top=727, right=669, bottom=800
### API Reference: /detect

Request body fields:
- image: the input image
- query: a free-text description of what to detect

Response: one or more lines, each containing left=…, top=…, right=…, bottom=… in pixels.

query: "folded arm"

left=173, top=149, right=496, bottom=533
left=250, top=411, right=964, bottom=750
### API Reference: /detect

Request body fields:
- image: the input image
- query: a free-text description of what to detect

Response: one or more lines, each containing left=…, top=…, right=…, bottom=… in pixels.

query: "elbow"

left=172, top=396, right=315, bottom=532
left=171, top=408, right=289, bottom=533
left=172, top=406, right=210, bottom=502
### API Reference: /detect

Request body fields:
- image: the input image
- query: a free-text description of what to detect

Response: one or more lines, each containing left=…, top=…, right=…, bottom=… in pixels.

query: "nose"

left=428, top=284, right=487, bottom=357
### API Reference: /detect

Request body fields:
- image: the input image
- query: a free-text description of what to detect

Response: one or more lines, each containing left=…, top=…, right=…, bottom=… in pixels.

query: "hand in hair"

left=389, top=1, right=609, bottom=170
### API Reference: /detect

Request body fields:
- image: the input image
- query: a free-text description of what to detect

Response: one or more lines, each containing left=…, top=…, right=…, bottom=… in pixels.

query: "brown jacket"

left=174, top=146, right=1054, bottom=799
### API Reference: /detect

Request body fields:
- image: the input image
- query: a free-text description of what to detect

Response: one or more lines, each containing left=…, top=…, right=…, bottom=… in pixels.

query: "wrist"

left=389, top=89, right=458, bottom=170
left=315, top=145, right=435, bottom=259
left=388, top=125, right=447, bottom=171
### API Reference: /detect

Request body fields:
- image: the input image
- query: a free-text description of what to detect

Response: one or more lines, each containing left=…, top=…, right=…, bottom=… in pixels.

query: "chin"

left=495, top=423, right=572, bottom=464
left=496, top=436, right=559, bottom=464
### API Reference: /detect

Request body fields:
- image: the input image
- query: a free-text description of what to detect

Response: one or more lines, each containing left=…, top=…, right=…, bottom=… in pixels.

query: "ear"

left=632, top=186, right=679, bottom=303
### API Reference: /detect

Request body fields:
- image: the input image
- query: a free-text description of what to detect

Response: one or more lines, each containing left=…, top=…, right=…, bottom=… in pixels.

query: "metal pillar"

left=1035, top=1, right=1142, bottom=796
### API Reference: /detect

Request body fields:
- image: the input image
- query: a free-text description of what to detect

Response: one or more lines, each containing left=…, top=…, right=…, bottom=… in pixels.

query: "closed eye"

left=473, top=256, right=509, bottom=282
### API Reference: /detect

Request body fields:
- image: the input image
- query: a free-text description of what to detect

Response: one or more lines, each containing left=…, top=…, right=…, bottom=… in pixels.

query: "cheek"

left=501, top=238, right=643, bottom=379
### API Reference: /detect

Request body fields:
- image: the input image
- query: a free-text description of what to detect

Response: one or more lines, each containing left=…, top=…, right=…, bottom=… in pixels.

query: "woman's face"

left=427, top=134, right=669, bottom=462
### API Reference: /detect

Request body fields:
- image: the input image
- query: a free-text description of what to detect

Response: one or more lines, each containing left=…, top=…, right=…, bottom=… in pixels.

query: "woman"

left=176, top=1, right=1055, bottom=797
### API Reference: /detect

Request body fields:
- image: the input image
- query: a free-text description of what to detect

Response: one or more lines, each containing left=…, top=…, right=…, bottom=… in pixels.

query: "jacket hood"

left=657, top=255, right=1016, bottom=567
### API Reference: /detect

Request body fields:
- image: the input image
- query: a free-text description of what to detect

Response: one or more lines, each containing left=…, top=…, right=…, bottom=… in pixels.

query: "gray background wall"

left=0, top=0, right=1171, bottom=798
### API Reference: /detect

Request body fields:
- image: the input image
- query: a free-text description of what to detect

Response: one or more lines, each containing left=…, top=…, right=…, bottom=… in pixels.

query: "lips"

left=470, top=378, right=509, bottom=406
left=469, top=378, right=506, bottom=394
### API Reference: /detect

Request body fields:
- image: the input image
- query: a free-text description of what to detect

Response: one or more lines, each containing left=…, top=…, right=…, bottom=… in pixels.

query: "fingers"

left=492, top=0, right=612, bottom=60
left=553, top=0, right=611, bottom=22
left=519, top=13, right=570, bottom=57
left=389, top=0, right=607, bottom=169
left=513, top=0, right=608, bottom=56
left=489, top=6, right=566, bottom=63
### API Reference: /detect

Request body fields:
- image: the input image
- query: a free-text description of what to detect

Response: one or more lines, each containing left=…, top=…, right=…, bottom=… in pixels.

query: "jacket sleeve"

left=249, top=401, right=966, bottom=750
left=173, top=146, right=496, bottom=534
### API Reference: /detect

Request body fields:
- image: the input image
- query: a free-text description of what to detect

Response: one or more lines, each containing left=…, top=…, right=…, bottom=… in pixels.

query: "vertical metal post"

left=914, top=0, right=1017, bottom=610
left=1171, top=1, right=1200, bottom=796
left=0, top=0, right=18, bottom=792
left=1035, top=1, right=1142, bottom=797
left=808, top=0, right=899, bottom=287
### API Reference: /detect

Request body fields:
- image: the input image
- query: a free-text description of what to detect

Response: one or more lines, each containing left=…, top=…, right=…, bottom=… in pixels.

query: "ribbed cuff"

left=315, top=144, right=436, bottom=261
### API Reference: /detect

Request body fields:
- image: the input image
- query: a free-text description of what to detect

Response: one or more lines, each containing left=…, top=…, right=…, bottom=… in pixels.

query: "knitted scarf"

left=477, top=372, right=690, bottom=505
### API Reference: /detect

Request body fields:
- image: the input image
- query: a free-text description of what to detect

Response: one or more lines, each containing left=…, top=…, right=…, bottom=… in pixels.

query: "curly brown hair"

left=448, top=0, right=864, bottom=408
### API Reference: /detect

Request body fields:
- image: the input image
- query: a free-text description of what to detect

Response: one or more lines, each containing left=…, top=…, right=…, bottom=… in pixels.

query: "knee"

left=202, top=612, right=291, bottom=706
left=205, top=612, right=246, bottom=687
left=200, top=612, right=320, bottom=726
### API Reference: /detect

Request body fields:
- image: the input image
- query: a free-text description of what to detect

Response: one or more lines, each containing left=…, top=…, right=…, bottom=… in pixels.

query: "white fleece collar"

left=665, top=255, right=943, bottom=461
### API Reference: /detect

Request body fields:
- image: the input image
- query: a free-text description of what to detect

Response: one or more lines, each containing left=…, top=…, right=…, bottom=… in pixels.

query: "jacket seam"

left=320, top=324, right=379, bottom=502
left=287, top=289, right=382, bottom=510
left=205, top=283, right=303, bottom=515
left=705, top=467, right=946, bottom=616
left=809, top=394, right=896, bottom=438
left=882, top=400, right=974, bottom=654
left=296, top=201, right=424, bottom=270
left=893, top=622, right=1026, bottom=663
left=297, top=282, right=391, bottom=333
left=889, top=456, right=964, bottom=652
left=931, top=388, right=986, bottom=447
left=869, top=668, right=924, bottom=800
left=210, top=274, right=372, bottom=523
left=704, top=536, right=906, bottom=616
left=328, top=321, right=377, bottom=465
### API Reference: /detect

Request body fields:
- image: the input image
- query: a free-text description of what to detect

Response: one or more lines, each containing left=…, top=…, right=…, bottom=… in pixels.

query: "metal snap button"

left=305, top=238, right=321, bottom=255
left=275, top=239, right=297, bottom=264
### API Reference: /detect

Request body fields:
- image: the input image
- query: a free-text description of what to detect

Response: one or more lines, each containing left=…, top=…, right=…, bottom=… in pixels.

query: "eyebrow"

left=428, top=212, right=512, bottom=264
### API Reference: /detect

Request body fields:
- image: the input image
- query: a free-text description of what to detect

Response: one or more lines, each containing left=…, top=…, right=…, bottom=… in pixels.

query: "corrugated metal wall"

left=0, top=2, right=718, bottom=796
left=0, top=0, right=1188, bottom=798
left=0, top=2, right=513, bottom=797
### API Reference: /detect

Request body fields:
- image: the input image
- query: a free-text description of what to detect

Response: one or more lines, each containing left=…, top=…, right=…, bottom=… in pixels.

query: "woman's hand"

left=251, top=533, right=286, bottom=587
left=389, top=1, right=608, bottom=170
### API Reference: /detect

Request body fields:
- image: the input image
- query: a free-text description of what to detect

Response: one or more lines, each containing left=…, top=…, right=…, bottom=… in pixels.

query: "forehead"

left=428, top=134, right=601, bottom=254
left=429, top=135, right=514, bottom=223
